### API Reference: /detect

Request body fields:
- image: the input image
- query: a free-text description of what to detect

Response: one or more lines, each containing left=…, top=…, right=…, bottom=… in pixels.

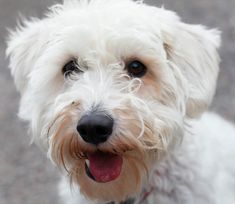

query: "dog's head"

left=6, top=0, right=220, bottom=202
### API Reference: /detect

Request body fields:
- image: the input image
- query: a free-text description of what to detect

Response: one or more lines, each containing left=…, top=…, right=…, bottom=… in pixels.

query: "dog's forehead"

left=55, top=26, right=161, bottom=56
left=46, top=5, right=166, bottom=61
left=54, top=0, right=156, bottom=27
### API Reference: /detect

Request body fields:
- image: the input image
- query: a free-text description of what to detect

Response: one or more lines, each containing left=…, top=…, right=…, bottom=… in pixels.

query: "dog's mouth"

left=85, top=151, right=123, bottom=183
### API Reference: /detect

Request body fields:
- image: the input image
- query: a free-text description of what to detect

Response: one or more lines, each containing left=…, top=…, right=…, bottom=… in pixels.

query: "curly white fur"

left=6, top=0, right=235, bottom=204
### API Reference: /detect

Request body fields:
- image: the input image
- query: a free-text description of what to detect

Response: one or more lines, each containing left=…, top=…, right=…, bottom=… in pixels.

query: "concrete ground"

left=0, top=0, right=234, bottom=204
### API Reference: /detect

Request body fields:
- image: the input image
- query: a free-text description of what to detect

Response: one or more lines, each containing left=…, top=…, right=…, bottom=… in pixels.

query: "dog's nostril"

left=96, top=125, right=110, bottom=136
left=77, top=126, right=87, bottom=137
left=77, top=113, right=113, bottom=145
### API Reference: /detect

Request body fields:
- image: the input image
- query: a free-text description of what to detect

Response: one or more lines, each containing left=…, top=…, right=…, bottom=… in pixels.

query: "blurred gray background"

left=0, top=0, right=234, bottom=204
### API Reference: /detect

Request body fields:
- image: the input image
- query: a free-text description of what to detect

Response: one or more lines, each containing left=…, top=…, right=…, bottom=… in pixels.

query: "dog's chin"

left=72, top=150, right=150, bottom=202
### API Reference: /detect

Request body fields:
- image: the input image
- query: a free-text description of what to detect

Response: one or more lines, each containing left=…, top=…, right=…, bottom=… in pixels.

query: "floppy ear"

left=6, top=19, right=48, bottom=94
left=163, top=22, right=221, bottom=118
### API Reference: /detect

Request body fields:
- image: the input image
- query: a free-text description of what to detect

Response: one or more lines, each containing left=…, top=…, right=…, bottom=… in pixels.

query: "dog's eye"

left=126, top=60, right=147, bottom=77
left=62, top=60, right=82, bottom=77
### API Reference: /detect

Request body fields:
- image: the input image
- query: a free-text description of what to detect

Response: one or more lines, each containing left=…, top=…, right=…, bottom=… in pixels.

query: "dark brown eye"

left=62, top=60, right=81, bottom=77
left=127, top=60, right=147, bottom=77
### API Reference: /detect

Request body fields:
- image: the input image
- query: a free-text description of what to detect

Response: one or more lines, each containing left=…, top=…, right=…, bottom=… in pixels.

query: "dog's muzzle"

left=77, top=111, right=123, bottom=183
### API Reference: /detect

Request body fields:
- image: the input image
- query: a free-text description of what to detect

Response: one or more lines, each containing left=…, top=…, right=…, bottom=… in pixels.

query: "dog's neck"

left=107, top=198, right=135, bottom=204
left=106, top=187, right=154, bottom=204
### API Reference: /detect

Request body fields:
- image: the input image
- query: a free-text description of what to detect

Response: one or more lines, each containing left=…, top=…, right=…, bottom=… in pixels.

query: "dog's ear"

left=163, top=22, right=221, bottom=118
left=6, top=19, right=48, bottom=94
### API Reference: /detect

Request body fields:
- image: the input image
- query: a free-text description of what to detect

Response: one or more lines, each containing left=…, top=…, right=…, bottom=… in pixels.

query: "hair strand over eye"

left=62, top=60, right=82, bottom=77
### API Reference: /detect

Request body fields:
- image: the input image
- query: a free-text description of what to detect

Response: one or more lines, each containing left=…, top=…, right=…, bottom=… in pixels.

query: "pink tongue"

left=87, top=151, right=123, bottom=183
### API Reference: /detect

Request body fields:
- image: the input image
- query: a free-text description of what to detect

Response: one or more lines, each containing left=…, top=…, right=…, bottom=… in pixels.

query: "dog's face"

left=6, top=0, right=221, bottom=202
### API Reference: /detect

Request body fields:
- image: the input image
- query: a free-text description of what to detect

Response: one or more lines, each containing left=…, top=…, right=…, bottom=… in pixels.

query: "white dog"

left=6, top=0, right=235, bottom=203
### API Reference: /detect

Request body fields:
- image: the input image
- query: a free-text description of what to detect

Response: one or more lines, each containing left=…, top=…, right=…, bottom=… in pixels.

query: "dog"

left=6, top=0, right=235, bottom=203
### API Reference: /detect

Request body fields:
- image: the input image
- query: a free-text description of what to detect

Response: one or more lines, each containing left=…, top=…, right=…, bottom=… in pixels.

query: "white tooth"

left=85, top=159, right=90, bottom=168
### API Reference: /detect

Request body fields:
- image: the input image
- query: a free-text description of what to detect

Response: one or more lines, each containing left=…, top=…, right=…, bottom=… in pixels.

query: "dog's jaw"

left=47, top=101, right=160, bottom=202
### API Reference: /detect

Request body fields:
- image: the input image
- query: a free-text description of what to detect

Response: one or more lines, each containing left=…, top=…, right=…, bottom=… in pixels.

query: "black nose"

left=77, top=113, right=114, bottom=145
